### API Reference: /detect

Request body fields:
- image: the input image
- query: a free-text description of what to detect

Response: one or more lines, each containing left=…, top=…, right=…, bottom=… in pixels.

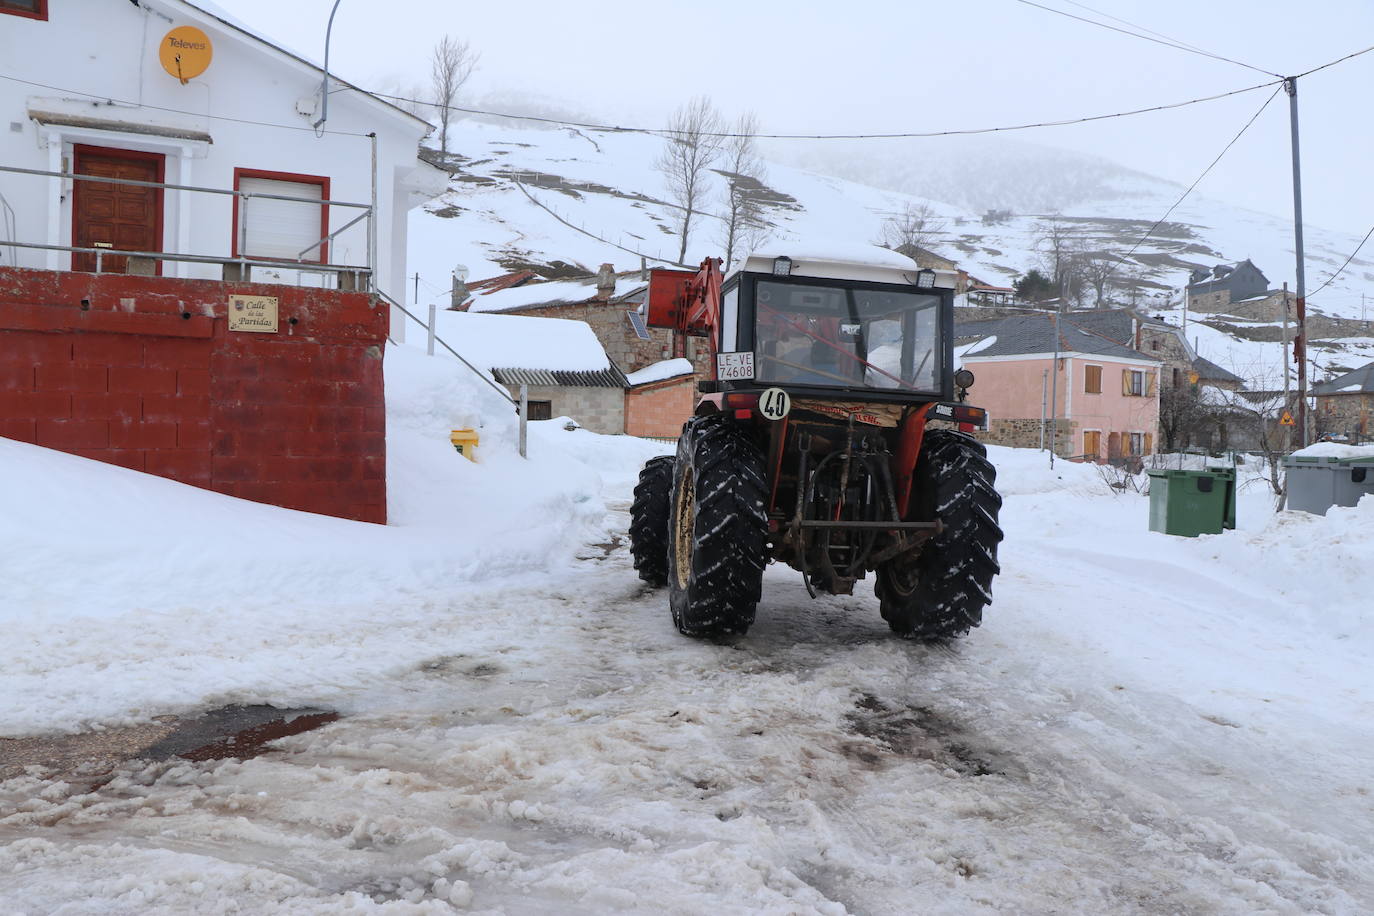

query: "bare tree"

left=1157, top=381, right=1216, bottom=451
left=1035, top=215, right=1086, bottom=309
left=656, top=97, right=724, bottom=265
left=877, top=203, right=947, bottom=259
left=1080, top=253, right=1121, bottom=308
left=717, top=112, right=768, bottom=271
left=430, top=36, right=479, bottom=156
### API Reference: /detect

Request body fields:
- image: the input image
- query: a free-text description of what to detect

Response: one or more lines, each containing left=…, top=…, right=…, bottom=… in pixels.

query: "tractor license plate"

left=716, top=351, right=755, bottom=380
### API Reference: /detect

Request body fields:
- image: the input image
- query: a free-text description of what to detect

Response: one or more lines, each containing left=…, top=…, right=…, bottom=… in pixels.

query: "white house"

left=0, top=0, right=445, bottom=331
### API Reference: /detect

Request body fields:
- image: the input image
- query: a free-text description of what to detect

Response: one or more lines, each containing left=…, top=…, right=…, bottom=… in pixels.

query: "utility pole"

left=413, top=272, right=420, bottom=306
left=1282, top=283, right=1292, bottom=451
left=1048, top=313, right=1060, bottom=468
left=1285, top=76, right=1309, bottom=448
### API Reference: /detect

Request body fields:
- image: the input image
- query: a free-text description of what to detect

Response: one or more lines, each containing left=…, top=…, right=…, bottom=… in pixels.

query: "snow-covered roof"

left=465, top=278, right=605, bottom=314
left=1311, top=361, right=1374, bottom=396
left=428, top=311, right=614, bottom=376
left=731, top=245, right=958, bottom=289
left=627, top=358, right=694, bottom=387
left=956, top=313, right=1158, bottom=363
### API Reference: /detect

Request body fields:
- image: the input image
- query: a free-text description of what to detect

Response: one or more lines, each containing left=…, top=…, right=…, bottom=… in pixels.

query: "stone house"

left=457, top=264, right=711, bottom=378
left=1187, top=260, right=1269, bottom=312
left=957, top=313, right=1162, bottom=462
left=428, top=310, right=629, bottom=435
left=1064, top=310, right=1242, bottom=392
left=1312, top=362, right=1374, bottom=443
left=456, top=265, right=711, bottom=437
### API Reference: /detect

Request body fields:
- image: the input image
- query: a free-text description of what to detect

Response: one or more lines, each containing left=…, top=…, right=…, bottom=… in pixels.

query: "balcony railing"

left=0, top=163, right=374, bottom=289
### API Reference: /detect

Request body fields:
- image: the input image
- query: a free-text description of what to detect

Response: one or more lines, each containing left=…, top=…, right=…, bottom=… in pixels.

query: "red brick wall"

left=625, top=375, right=696, bottom=439
left=1, top=268, right=387, bottom=523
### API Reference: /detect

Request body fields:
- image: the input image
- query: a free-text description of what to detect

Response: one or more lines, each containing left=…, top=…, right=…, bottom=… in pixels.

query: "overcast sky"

left=219, top=0, right=1374, bottom=241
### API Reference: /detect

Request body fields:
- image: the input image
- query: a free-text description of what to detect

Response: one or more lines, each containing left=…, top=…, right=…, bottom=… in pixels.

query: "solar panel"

left=626, top=309, right=651, bottom=340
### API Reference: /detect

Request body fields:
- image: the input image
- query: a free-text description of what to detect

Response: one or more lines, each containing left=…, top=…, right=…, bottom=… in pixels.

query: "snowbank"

left=0, top=342, right=668, bottom=734
left=1290, top=442, right=1374, bottom=460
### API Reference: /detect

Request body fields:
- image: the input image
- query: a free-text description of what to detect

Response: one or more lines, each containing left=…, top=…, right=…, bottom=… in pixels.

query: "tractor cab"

left=717, top=251, right=957, bottom=402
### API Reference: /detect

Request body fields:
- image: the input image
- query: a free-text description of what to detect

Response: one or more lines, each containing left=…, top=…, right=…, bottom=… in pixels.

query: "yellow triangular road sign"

left=1279, top=410, right=1296, bottom=427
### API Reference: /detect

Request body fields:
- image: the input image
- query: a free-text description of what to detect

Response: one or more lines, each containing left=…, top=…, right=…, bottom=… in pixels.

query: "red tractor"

left=629, top=249, right=1002, bottom=639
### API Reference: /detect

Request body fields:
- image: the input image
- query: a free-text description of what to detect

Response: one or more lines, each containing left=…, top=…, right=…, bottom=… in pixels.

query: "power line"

left=1296, top=42, right=1374, bottom=78
left=1011, top=0, right=1283, bottom=78
left=1307, top=224, right=1374, bottom=298
left=0, top=73, right=372, bottom=137
left=1057, top=0, right=1215, bottom=56
left=1103, top=85, right=1285, bottom=286
left=370, top=79, right=1282, bottom=141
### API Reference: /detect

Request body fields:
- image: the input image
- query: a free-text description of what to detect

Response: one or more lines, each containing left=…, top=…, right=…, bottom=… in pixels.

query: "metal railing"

left=0, top=163, right=373, bottom=286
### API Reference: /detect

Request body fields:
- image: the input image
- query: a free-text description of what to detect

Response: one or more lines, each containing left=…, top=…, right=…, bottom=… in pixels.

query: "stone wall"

left=1316, top=393, right=1373, bottom=442
left=974, top=417, right=1076, bottom=455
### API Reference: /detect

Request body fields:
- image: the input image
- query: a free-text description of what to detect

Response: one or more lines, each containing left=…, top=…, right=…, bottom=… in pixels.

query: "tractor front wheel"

left=876, top=429, right=1003, bottom=639
left=667, top=415, right=769, bottom=638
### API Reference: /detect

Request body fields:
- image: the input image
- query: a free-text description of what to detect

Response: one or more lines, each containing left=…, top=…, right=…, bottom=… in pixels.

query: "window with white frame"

left=233, top=170, right=329, bottom=263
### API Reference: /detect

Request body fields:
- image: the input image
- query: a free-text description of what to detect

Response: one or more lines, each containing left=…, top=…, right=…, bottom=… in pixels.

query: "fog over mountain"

left=767, top=136, right=1186, bottom=216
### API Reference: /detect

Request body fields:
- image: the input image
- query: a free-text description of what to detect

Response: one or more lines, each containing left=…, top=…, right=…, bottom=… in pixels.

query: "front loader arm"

left=643, top=258, right=724, bottom=362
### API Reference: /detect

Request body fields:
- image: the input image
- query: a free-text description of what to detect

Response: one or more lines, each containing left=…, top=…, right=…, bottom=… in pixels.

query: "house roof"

left=426, top=311, right=619, bottom=384
left=1312, top=361, right=1374, bottom=396
left=1192, top=356, right=1243, bottom=384
left=1187, top=258, right=1269, bottom=290
left=955, top=313, right=1156, bottom=362
left=179, top=1, right=430, bottom=131
left=492, top=367, right=628, bottom=388
left=465, top=274, right=646, bottom=314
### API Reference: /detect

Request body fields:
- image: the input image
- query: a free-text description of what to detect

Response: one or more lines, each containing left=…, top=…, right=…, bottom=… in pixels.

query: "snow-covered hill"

left=408, top=120, right=1374, bottom=387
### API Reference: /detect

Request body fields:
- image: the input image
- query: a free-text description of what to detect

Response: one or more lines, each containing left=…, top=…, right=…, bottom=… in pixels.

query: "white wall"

left=0, top=0, right=430, bottom=328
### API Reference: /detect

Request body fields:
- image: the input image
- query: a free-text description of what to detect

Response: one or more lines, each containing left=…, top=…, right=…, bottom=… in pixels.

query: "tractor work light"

left=954, top=369, right=975, bottom=389
left=772, top=256, right=793, bottom=277
left=915, top=269, right=937, bottom=289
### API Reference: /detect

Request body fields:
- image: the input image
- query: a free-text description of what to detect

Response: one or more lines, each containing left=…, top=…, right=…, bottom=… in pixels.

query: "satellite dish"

left=159, top=26, right=213, bottom=84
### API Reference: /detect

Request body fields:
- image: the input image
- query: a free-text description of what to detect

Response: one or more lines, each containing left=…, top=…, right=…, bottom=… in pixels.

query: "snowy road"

left=4, top=483, right=1373, bottom=914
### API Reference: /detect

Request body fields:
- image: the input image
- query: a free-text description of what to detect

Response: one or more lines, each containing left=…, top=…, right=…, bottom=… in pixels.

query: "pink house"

left=958, top=313, right=1162, bottom=462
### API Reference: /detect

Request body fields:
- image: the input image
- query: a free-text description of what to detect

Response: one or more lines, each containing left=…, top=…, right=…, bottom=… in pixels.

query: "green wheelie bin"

left=1145, top=467, right=1237, bottom=537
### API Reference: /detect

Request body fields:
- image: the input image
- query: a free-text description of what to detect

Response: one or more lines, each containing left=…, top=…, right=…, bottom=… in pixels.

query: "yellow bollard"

left=450, top=428, right=479, bottom=462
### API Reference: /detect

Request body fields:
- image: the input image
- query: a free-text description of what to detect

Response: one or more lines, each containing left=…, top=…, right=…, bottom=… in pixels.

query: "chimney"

left=595, top=263, right=616, bottom=301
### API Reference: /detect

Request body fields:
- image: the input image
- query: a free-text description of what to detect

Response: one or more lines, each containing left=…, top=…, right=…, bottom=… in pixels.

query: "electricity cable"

left=1102, top=85, right=1284, bottom=286
left=1011, top=0, right=1283, bottom=78
left=1307, top=224, right=1374, bottom=298
left=369, top=80, right=1282, bottom=141
left=1057, top=0, right=1216, bottom=56
left=1295, top=42, right=1374, bottom=78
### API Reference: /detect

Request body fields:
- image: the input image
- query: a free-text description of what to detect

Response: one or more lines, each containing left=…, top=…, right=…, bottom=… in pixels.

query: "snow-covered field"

left=3, top=343, right=1373, bottom=914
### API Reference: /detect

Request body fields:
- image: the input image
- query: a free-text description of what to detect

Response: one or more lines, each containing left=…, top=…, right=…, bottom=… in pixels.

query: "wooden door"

left=72, top=145, right=164, bottom=274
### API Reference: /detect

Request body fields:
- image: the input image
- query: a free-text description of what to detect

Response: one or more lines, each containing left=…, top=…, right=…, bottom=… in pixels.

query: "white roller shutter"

left=238, top=176, right=325, bottom=262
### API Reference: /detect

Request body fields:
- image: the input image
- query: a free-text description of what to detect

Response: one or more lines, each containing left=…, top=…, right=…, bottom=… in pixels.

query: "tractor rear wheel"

left=629, top=455, right=675, bottom=587
left=876, top=429, right=1003, bottom=639
left=667, top=415, right=769, bottom=637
